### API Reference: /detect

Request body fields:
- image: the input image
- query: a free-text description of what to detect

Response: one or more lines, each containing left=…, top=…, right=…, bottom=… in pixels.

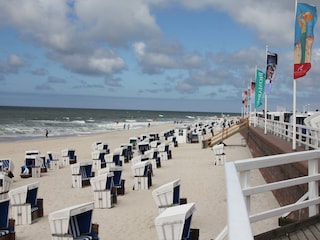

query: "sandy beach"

left=0, top=123, right=279, bottom=240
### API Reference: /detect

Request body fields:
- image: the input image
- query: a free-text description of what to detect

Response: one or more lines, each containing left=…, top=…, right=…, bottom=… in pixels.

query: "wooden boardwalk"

left=254, top=214, right=320, bottom=240
left=243, top=126, right=320, bottom=240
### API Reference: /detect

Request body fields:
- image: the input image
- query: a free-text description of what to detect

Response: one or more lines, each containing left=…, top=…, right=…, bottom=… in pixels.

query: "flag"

left=255, top=69, right=265, bottom=108
left=242, top=90, right=248, bottom=107
left=250, top=81, right=256, bottom=104
left=294, top=3, right=317, bottom=79
left=265, top=51, right=278, bottom=95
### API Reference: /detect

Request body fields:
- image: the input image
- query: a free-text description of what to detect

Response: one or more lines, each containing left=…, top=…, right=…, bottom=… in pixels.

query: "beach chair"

left=90, top=172, right=115, bottom=209
left=157, top=143, right=172, bottom=161
left=107, top=166, right=125, bottom=195
left=152, top=179, right=182, bottom=213
left=129, top=137, right=138, bottom=150
left=103, top=153, right=116, bottom=169
left=144, top=149, right=161, bottom=169
left=48, top=202, right=99, bottom=240
left=0, top=173, right=13, bottom=201
left=20, top=153, right=42, bottom=178
left=91, top=142, right=110, bottom=154
left=154, top=203, right=199, bottom=240
left=120, top=143, right=134, bottom=162
left=0, top=159, right=14, bottom=173
left=212, top=144, right=226, bottom=165
left=0, top=198, right=15, bottom=240
left=91, top=150, right=107, bottom=173
left=132, top=161, right=153, bottom=190
left=9, top=182, right=44, bottom=225
left=61, top=149, right=77, bottom=166
left=71, top=162, right=93, bottom=188
left=137, top=141, right=150, bottom=155
left=47, top=152, right=60, bottom=170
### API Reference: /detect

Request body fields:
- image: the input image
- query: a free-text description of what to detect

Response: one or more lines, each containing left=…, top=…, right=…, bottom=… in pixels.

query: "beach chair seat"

left=9, top=182, right=43, bottom=225
left=212, top=144, right=226, bottom=165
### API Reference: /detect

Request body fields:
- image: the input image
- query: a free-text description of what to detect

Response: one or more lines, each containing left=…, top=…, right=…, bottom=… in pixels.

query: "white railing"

left=217, top=150, right=320, bottom=240
left=250, top=115, right=320, bottom=150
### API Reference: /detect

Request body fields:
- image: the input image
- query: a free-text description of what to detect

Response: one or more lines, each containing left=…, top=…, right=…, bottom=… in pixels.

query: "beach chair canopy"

left=152, top=179, right=181, bottom=208
left=71, top=162, right=92, bottom=175
left=155, top=202, right=196, bottom=240
left=132, top=161, right=151, bottom=177
left=90, top=172, right=114, bottom=191
left=9, top=182, right=39, bottom=206
left=48, top=202, right=94, bottom=238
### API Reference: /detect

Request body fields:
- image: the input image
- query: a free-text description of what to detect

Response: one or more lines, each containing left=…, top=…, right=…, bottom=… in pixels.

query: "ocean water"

left=0, top=106, right=238, bottom=141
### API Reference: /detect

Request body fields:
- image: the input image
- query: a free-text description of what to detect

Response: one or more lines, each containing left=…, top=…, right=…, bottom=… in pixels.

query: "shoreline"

left=1, top=123, right=279, bottom=239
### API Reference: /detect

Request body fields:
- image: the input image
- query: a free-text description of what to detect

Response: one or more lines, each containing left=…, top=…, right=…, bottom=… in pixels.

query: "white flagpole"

left=292, top=0, right=298, bottom=150
left=264, top=45, right=268, bottom=135
left=254, top=66, right=257, bottom=127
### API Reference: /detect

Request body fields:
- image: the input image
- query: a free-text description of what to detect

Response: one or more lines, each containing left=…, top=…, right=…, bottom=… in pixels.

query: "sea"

left=0, top=106, right=239, bottom=142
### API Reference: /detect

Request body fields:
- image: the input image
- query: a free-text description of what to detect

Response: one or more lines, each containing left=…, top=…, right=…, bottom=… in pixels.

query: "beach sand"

left=0, top=123, right=279, bottom=240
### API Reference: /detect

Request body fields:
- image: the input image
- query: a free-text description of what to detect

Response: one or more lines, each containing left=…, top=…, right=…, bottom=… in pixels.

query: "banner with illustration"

left=294, top=3, right=317, bottom=79
left=255, top=69, right=265, bottom=108
left=265, top=51, right=277, bottom=95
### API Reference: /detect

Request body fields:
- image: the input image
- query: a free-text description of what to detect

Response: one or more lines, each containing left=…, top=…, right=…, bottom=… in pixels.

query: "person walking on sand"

left=45, top=129, right=49, bottom=138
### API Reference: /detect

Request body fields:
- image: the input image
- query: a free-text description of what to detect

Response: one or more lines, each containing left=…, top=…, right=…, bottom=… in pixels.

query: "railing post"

left=308, top=159, right=319, bottom=216
left=239, top=170, right=251, bottom=212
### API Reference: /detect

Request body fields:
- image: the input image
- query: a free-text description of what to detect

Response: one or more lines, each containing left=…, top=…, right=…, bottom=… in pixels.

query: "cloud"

left=48, top=76, right=66, bottom=83
left=0, top=54, right=25, bottom=74
left=31, top=68, right=47, bottom=76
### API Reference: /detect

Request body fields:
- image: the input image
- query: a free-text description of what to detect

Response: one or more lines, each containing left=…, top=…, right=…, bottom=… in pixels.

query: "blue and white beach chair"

left=132, top=161, right=153, bottom=190
left=0, top=198, right=15, bottom=240
left=71, top=162, right=93, bottom=188
left=107, top=166, right=125, bottom=195
left=155, top=203, right=198, bottom=240
left=9, top=182, right=43, bottom=225
left=152, top=179, right=181, bottom=213
left=90, top=172, right=115, bottom=209
left=61, top=149, right=77, bottom=166
left=48, top=202, right=99, bottom=240
left=0, top=173, right=13, bottom=200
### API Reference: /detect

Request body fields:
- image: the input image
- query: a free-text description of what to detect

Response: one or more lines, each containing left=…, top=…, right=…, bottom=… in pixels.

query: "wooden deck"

left=240, top=126, right=320, bottom=240
left=254, top=214, right=320, bottom=240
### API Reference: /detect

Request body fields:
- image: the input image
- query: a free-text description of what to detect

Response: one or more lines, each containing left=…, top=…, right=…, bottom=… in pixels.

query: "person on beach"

left=3, top=167, right=14, bottom=178
left=45, top=129, right=49, bottom=138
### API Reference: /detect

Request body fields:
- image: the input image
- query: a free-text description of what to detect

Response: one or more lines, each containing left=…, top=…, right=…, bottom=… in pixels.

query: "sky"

left=0, top=0, right=320, bottom=113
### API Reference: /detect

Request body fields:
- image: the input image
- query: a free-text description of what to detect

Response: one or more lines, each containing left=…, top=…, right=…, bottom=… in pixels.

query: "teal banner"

left=255, top=69, right=265, bottom=109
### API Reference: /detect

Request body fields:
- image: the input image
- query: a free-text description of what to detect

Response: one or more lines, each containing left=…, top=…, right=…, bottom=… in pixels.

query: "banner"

left=255, top=69, right=265, bottom=108
left=250, top=81, right=256, bottom=104
left=294, top=3, right=317, bottom=79
left=265, top=51, right=277, bottom=95
left=242, top=90, right=248, bottom=107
